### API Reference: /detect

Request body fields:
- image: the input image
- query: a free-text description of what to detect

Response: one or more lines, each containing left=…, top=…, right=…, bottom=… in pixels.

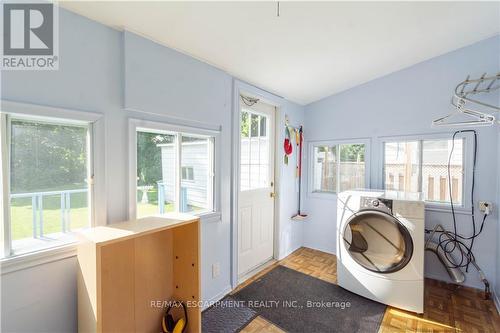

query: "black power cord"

left=431, top=130, right=489, bottom=271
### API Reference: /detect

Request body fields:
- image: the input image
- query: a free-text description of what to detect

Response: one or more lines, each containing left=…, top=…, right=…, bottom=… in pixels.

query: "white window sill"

left=197, top=211, right=222, bottom=223
left=307, top=191, right=338, bottom=200
left=425, top=204, right=472, bottom=215
left=307, top=192, right=472, bottom=215
left=0, top=211, right=222, bottom=275
left=0, top=243, right=77, bottom=275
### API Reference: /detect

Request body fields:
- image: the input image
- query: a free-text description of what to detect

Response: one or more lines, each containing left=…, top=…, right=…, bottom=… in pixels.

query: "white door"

left=238, top=98, right=276, bottom=277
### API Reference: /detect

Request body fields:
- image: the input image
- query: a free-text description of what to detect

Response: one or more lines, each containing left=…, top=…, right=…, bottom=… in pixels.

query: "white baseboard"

left=492, top=290, right=500, bottom=315
left=424, top=271, right=487, bottom=291
left=277, top=244, right=302, bottom=260
left=424, top=272, right=454, bottom=284
left=202, top=285, right=232, bottom=311
left=238, top=258, right=277, bottom=285
left=302, top=244, right=336, bottom=255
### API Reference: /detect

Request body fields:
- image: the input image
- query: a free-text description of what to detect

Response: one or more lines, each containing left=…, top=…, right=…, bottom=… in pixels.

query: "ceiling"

left=59, top=1, right=500, bottom=105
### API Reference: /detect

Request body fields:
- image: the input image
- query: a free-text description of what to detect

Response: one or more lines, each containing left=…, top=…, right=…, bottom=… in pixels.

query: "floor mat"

left=231, top=265, right=386, bottom=333
left=202, top=295, right=258, bottom=333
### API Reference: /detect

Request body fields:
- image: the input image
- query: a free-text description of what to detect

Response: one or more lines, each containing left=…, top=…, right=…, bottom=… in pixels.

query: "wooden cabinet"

left=77, top=214, right=201, bottom=333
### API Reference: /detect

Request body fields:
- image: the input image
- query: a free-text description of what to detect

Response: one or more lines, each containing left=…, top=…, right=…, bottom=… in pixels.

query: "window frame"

left=307, top=138, right=371, bottom=198
left=378, top=132, right=473, bottom=212
left=128, top=118, right=220, bottom=220
left=0, top=100, right=104, bottom=270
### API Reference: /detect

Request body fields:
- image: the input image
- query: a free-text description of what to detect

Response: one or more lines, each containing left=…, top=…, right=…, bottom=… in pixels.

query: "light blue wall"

left=2, top=5, right=497, bottom=331
left=1, top=10, right=123, bottom=333
left=497, top=120, right=500, bottom=304
left=122, top=31, right=305, bottom=301
left=1, top=9, right=305, bottom=332
left=277, top=100, right=305, bottom=258
left=303, top=36, right=500, bottom=291
left=123, top=30, right=234, bottom=303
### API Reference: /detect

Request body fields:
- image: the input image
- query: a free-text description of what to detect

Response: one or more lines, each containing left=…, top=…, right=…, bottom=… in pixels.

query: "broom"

left=292, top=125, right=308, bottom=220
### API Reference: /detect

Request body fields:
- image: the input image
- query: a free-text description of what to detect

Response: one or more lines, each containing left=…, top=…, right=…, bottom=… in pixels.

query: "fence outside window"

left=385, top=164, right=462, bottom=203
left=10, top=188, right=88, bottom=239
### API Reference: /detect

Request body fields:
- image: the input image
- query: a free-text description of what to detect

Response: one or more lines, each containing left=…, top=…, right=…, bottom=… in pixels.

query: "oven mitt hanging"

left=284, top=125, right=292, bottom=164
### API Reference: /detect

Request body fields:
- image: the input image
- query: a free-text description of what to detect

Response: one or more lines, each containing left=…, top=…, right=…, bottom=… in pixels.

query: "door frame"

left=231, top=80, right=284, bottom=289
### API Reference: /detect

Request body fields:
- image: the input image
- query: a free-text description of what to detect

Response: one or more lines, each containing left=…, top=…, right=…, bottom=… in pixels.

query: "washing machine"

left=337, top=189, right=425, bottom=313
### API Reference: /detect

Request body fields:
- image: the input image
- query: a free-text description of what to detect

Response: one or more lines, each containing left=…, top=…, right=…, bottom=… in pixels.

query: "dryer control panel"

left=360, top=196, right=393, bottom=214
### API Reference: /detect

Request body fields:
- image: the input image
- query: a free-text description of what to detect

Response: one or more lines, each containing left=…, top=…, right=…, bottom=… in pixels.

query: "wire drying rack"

left=433, top=73, right=500, bottom=127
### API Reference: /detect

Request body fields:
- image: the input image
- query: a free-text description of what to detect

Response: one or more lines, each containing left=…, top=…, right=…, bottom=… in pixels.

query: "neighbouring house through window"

left=182, top=166, right=194, bottom=181
left=383, top=138, right=464, bottom=205
left=136, top=128, right=215, bottom=218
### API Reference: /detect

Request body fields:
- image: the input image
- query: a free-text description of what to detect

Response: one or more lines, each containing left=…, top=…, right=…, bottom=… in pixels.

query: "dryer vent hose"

left=425, top=224, right=490, bottom=300
left=425, top=241, right=465, bottom=285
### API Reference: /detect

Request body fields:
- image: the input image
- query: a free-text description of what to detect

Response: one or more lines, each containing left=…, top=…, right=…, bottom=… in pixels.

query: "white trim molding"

left=0, top=243, right=76, bottom=275
left=125, top=108, right=222, bottom=133
left=198, top=211, right=222, bottom=223
left=201, top=285, right=232, bottom=311
left=493, top=289, right=500, bottom=315
left=1, top=100, right=102, bottom=123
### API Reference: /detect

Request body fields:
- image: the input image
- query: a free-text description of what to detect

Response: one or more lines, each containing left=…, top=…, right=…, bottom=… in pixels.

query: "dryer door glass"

left=343, top=210, right=413, bottom=273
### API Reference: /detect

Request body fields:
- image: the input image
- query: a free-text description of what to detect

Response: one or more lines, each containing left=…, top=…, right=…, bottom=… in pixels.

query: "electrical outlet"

left=479, top=201, right=492, bottom=214
left=212, top=262, right=220, bottom=278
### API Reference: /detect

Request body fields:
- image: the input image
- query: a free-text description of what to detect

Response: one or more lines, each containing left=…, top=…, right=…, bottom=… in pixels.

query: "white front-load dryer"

left=337, top=189, right=425, bottom=313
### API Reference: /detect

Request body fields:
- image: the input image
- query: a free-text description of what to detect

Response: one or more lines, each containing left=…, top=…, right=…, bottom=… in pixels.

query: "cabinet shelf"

left=77, top=214, right=201, bottom=333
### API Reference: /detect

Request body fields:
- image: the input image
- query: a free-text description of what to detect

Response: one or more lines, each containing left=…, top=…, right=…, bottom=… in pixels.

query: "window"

left=135, top=126, right=215, bottom=218
left=1, top=115, right=93, bottom=257
left=383, top=138, right=464, bottom=205
left=240, top=110, right=269, bottom=191
left=311, top=142, right=367, bottom=194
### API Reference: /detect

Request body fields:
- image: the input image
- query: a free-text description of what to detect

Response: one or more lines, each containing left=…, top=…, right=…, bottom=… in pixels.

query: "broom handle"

left=297, top=126, right=303, bottom=214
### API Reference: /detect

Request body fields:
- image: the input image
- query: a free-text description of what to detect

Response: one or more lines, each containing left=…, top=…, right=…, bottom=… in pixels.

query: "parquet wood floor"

left=235, top=247, right=500, bottom=333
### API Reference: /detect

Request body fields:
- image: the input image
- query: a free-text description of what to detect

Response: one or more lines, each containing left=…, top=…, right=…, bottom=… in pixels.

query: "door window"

left=240, top=110, right=270, bottom=191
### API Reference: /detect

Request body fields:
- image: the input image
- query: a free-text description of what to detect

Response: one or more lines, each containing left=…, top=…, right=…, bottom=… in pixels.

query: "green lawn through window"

left=10, top=189, right=195, bottom=240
